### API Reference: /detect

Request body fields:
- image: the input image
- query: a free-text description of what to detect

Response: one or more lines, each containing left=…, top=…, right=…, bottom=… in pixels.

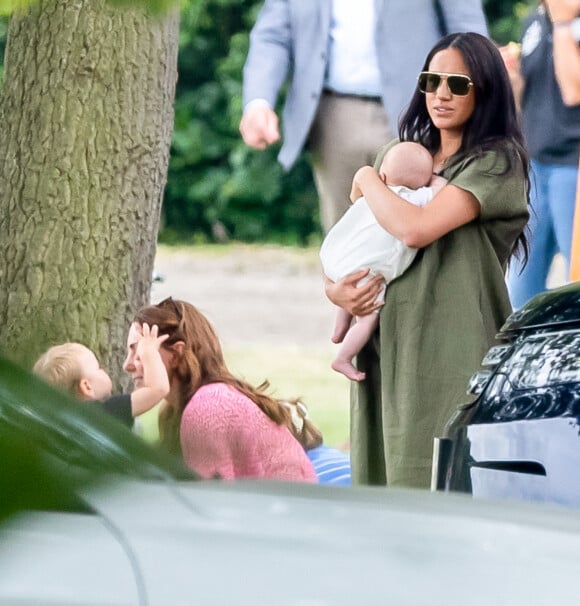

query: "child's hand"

left=349, top=166, right=375, bottom=202
left=129, top=323, right=170, bottom=417
left=135, top=323, right=169, bottom=358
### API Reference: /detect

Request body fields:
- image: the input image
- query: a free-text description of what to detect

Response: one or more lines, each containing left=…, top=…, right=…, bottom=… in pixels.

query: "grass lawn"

left=226, top=345, right=351, bottom=450
left=138, top=345, right=351, bottom=450
left=137, top=243, right=568, bottom=456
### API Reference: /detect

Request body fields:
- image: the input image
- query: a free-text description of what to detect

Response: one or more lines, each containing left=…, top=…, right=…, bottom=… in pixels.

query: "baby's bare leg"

left=331, top=312, right=380, bottom=381
left=331, top=306, right=353, bottom=344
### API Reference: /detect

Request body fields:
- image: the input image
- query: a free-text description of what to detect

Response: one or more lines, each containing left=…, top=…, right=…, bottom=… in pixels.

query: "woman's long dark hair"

left=399, top=32, right=530, bottom=263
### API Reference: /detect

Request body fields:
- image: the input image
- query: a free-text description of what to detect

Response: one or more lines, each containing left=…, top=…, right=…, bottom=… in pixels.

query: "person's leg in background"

left=508, top=160, right=556, bottom=308
left=547, top=162, right=578, bottom=275
left=308, top=92, right=393, bottom=233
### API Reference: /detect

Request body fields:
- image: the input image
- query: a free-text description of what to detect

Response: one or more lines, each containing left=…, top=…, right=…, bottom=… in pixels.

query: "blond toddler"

left=33, top=323, right=169, bottom=427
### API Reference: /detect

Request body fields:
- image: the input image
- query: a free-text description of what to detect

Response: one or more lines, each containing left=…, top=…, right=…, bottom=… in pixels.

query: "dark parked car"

left=2, top=355, right=580, bottom=604
left=433, top=282, right=580, bottom=507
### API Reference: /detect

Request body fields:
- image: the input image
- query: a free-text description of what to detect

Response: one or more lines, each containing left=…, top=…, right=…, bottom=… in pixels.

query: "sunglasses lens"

left=418, top=73, right=441, bottom=93
left=447, top=76, right=471, bottom=95
left=418, top=73, right=472, bottom=96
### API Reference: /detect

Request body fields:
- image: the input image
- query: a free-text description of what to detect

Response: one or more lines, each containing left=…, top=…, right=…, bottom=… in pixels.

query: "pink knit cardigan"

left=180, top=383, right=317, bottom=482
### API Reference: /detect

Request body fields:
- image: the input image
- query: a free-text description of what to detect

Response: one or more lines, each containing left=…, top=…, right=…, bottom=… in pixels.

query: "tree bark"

left=0, top=0, right=179, bottom=384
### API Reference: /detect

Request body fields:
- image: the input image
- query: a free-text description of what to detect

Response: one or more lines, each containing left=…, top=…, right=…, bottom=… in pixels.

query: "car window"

left=504, top=332, right=580, bottom=389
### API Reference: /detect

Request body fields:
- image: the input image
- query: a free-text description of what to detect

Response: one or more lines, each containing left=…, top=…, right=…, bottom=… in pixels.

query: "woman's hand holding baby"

left=325, top=270, right=385, bottom=317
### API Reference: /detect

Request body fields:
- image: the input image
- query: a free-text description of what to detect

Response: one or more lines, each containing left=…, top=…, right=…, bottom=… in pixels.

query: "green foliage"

left=0, top=0, right=26, bottom=17
left=0, top=0, right=181, bottom=17
left=0, top=354, right=192, bottom=521
left=484, top=0, right=536, bottom=43
left=106, top=0, right=180, bottom=15
left=161, top=0, right=319, bottom=245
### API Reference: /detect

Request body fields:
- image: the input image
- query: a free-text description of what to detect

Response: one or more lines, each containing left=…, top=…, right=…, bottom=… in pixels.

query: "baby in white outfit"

left=320, top=141, right=447, bottom=381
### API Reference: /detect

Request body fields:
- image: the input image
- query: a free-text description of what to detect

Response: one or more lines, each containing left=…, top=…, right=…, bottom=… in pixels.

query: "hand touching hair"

left=132, top=298, right=294, bottom=455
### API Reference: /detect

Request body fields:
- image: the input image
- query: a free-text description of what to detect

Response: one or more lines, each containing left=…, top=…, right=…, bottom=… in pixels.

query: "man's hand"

left=239, top=105, right=280, bottom=150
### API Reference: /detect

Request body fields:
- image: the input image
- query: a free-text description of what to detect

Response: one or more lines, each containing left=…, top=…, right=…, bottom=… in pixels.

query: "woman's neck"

left=433, top=132, right=463, bottom=172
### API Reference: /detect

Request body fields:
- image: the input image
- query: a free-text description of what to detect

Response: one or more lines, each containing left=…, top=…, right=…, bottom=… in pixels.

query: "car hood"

left=501, top=281, right=580, bottom=334
left=2, top=477, right=578, bottom=605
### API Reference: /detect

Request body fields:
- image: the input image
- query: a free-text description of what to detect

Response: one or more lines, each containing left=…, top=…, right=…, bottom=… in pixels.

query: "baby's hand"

left=135, top=323, right=169, bottom=357
left=350, top=165, right=375, bottom=202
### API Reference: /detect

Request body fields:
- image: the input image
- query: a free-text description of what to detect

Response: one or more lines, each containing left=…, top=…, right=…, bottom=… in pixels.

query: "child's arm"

left=351, top=164, right=390, bottom=201
left=130, top=323, right=170, bottom=417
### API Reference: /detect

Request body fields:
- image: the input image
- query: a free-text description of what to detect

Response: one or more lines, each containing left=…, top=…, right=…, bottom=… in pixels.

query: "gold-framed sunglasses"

left=418, top=71, right=474, bottom=96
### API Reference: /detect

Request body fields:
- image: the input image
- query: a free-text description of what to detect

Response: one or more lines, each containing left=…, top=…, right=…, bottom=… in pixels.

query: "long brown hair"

left=133, top=297, right=293, bottom=455
left=279, top=398, right=323, bottom=451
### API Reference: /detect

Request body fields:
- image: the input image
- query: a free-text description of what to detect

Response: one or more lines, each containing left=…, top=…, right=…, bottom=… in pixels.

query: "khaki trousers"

left=308, top=91, right=393, bottom=233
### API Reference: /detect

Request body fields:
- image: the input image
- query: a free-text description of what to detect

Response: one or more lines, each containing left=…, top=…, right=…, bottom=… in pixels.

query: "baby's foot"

left=331, top=358, right=366, bottom=382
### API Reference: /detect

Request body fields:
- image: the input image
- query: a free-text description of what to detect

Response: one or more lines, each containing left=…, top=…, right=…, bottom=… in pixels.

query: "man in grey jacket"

left=240, top=0, right=488, bottom=232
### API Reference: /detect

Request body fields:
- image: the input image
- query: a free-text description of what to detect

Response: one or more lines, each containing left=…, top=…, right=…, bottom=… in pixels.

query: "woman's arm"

left=350, top=166, right=480, bottom=249
left=499, top=43, right=524, bottom=112
left=546, top=0, right=580, bottom=106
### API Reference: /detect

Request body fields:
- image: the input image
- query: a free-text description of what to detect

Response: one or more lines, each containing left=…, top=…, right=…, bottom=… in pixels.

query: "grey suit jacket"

left=242, top=0, right=488, bottom=170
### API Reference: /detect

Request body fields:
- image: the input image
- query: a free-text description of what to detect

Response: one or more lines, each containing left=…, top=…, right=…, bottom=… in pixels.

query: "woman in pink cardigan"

left=123, top=297, right=317, bottom=483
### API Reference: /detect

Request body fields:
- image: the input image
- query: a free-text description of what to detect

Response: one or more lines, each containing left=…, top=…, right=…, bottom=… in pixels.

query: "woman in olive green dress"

left=325, top=32, right=530, bottom=488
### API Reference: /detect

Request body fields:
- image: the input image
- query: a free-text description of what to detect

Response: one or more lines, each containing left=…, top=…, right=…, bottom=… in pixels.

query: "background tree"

left=0, top=0, right=535, bottom=381
left=0, top=0, right=179, bottom=379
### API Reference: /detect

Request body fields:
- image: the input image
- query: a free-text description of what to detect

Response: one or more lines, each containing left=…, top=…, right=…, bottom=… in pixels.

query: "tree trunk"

left=0, top=0, right=179, bottom=384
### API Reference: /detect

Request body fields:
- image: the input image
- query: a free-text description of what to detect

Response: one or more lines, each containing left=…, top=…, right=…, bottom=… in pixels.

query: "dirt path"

left=152, top=244, right=567, bottom=350
left=152, top=244, right=336, bottom=350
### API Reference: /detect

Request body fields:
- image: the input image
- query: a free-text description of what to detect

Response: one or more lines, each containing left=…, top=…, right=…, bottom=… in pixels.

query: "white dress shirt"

left=324, top=0, right=382, bottom=96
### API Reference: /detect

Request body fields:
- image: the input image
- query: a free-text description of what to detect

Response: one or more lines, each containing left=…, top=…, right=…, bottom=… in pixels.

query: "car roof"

left=501, top=281, right=580, bottom=334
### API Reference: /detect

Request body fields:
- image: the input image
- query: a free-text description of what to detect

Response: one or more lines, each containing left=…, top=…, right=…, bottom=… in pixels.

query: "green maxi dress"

left=352, top=140, right=529, bottom=488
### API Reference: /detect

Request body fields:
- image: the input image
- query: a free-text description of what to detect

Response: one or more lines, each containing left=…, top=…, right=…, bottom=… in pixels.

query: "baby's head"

left=33, top=343, right=113, bottom=401
left=379, top=141, right=433, bottom=190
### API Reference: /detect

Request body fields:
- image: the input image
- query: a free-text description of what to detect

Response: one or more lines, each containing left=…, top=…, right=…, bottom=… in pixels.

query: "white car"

left=1, top=357, right=580, bottom=605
